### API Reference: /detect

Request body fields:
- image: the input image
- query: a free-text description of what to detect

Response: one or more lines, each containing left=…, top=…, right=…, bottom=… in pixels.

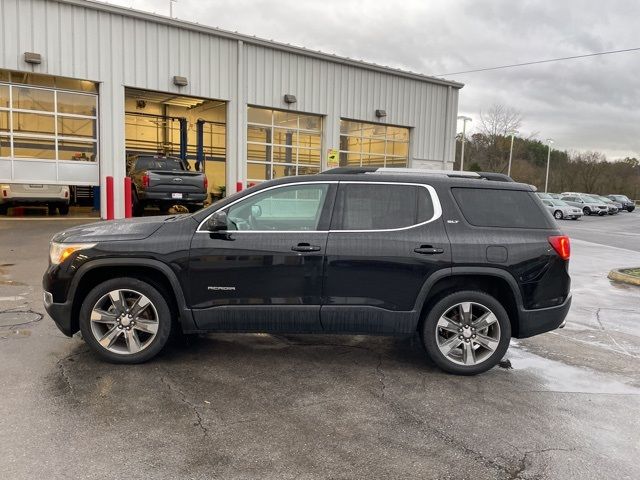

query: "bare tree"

left=478, top=104, right=523, bottom=141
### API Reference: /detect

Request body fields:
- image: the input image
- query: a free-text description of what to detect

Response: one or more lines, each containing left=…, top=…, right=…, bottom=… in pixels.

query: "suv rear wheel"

left=421, top=291, right=511, bottom=375
left=79, top=278, right=173, bottom=363
left=583, top=207, right=590, bottom=216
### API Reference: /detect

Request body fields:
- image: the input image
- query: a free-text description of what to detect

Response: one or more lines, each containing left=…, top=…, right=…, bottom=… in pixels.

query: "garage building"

left=0, top=0, right=463, bottom=219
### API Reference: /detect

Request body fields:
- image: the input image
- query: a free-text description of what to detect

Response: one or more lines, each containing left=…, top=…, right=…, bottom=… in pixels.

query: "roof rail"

left=322, top=166, right=516, bottom=182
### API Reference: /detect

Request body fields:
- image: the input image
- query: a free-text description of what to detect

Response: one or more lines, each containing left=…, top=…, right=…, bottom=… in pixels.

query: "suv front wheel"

left=421, top=291, right=511, bottom=375
left=79, top=278, right=173, bottom=363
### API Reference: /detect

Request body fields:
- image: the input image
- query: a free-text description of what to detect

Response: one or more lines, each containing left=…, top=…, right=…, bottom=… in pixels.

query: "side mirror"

left=205, top=211, right=228, bottom=231
left=251, top=204, right=262, bottom=218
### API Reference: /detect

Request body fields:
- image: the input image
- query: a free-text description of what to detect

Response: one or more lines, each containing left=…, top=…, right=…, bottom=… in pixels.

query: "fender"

left=409, top=266, right=524, bottom=327
left=69, top=258, right=197, bottom=331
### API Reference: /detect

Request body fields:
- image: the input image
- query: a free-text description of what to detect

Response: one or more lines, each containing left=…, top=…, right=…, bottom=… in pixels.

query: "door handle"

left=292, top=243, right=321, bottom=252
left=414, top=245, right=444, bottom=255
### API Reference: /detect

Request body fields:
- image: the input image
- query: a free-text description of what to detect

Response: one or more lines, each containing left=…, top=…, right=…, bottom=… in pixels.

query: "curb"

left=608, top=268, right=640, bottom=287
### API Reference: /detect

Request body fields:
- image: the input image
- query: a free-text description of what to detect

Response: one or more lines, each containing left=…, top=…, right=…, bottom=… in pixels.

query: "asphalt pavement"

left=0, top=213, right=638, bottom=480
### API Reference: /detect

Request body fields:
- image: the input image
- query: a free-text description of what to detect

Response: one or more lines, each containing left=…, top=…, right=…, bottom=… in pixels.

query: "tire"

left=0, top=204, right=7, bottom=215
left=599, top=211, right=606, bottom=216
left=132, top=190, right=144, bottom=217
left=421, top=290, right=511, bottom=375
left=583, top=207, right=590, bottom=216
left=48, top=204, right=57, bottom=216
left=553, top=210, right=563, bottom=220
left=79, top=277, right=173, bottom=363
left=58, top=203, right=69, bottom=215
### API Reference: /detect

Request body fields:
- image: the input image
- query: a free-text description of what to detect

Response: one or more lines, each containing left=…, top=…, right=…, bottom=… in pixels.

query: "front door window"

left=225, top=183, right=330, bottom=231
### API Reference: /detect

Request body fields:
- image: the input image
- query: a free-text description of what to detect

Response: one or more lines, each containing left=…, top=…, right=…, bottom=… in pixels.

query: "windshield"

left=551, top=200, right=568, bottom=206
left=135, top=157, right=186, bottom=171
left=613, top=195, right=630, bottom=202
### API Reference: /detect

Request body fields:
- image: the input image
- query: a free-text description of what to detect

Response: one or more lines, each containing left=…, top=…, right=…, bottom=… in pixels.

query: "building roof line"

left=53, top=0, right=464, bottom=89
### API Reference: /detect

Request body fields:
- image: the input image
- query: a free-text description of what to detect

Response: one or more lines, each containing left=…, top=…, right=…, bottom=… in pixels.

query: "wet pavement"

left=0, top=214, right=639, bottom=479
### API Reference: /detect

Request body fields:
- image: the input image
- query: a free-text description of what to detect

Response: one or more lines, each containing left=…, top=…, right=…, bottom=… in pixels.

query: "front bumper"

left=43, top=290, right=75, bottom=337
left=516, top=295, right=572, bottom=338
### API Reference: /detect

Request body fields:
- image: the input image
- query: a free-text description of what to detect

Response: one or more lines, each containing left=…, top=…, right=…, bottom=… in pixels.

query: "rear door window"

left=332, top=183, right=434, bottom=230
left=452, top=187, right=553, bottom=229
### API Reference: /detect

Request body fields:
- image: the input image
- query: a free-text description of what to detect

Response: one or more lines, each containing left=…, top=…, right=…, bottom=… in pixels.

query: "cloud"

left=112, top=0, right=640, bottom=158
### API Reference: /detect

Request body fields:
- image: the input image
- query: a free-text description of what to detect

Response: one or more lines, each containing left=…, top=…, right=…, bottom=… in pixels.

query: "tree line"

left=453, top=105, right=640, bottom=199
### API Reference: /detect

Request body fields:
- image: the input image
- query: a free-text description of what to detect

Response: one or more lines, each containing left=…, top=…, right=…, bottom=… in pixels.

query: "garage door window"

left=335, top=120, right=409, bottom=169
left=247, top=107, right=322, bottom=182
left=0, top=83, right=98, bottom=162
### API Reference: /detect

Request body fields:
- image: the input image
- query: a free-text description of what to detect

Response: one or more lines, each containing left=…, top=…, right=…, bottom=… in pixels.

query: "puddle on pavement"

left=507, top=343, right=639, bottom=395
left=0, top=328, right=32, bottom=339
left=0, top=265, right=26, bottom=286
left=0, top=296, right=25, bottom=302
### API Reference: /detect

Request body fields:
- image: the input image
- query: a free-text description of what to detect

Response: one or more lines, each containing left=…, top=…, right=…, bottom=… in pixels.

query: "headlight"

left=49, top=242, right=96, bottom=265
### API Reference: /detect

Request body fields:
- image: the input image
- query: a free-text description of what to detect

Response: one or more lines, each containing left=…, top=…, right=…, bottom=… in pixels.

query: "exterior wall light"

left=24, top=52, right=42, bottom=64
left=284, top=94, right=297, bottom=104
left=173, top=76, right=188, bottom=87
left=375, top=109, right=387, bottom=118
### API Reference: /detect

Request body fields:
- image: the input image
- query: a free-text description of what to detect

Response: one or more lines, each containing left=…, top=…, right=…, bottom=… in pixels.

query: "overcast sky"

left=107, top=0, right=640, bottom=159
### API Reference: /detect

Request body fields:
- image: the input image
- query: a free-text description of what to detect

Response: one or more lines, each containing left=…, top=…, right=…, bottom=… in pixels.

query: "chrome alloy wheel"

left=435, top=302, right=501, bottom=366
left=89, top=289, right=160, bottom=355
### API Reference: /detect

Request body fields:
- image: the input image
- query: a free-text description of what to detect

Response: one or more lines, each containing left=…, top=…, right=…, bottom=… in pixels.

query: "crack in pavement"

left=594, top=308, right=636, bottom=358
left=161, top=376, right=209, bottom=437
left=55, top=349, right=89, bottom=395
left=376, top=355, right=386, bottom=398
left=508, top=447, right=578, bottom=479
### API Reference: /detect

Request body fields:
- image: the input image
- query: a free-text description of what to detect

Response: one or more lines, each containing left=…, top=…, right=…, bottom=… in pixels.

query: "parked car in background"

left=607, top=194, right=635, bottom=212
left=548, top=193, right=562, bottom=199
left=541, top=199, right=583, bottom=220
left=560, top=194, right=608, bottom=216
left=588, top=195, right=620, bottom=215
left=0, top=183, right=70, bottom=215
left=128, top=155, right=208, bottom=216
left=535, top=192, right=553, bottom=200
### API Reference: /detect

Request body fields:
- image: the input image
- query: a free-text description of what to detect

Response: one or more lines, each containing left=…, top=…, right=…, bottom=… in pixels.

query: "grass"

left=621, top=268, right=640, bottom=278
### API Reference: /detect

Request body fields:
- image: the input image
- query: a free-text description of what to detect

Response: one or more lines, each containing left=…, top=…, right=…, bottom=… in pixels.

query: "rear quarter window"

left=452, top=187, right=553, bottom=229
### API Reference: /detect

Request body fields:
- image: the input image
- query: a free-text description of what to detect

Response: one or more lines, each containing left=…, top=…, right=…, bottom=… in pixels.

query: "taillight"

left=64, top=190, right=69, bottom=198
left=142, top=172, right=150, bottom=188
left=548, top=235, right=570, bottom=260
left=203, top=176, right=208, bottom=191
left=2, top=189, right=7, bottom=198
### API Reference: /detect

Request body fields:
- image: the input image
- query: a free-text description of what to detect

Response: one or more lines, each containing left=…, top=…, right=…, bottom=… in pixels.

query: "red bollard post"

left=236, top=181, right=243, bottom=193
left=124, top=177, right=132, bottom=218
left=106, top=176, right=114, bottom=220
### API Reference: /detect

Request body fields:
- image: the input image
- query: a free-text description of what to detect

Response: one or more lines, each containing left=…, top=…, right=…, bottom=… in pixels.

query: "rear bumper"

left=43, top=290, right=75, bottom=337
left=1, top=198, right=69, bottom=205
left=516, top=294, right=572, bottom=338
left=138, top=192, right=206, bottom=203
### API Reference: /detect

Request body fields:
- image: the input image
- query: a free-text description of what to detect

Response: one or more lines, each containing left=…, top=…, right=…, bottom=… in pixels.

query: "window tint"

left=333, top=183, right=434, bottom=230
left=542, top=200, right=552, bottom=206
left=225, top=183, right=329, bottom=231
left=452, top=188, right=552, bottom=229
left=135, top=157, right=186, bottom=171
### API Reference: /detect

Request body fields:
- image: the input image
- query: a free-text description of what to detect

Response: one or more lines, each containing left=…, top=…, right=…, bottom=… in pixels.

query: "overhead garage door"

left=0, top=70, right=99, bottom=186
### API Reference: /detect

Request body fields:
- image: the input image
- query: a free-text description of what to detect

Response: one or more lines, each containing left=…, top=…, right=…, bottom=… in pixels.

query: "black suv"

left=43, top=168, right=571, bottom=375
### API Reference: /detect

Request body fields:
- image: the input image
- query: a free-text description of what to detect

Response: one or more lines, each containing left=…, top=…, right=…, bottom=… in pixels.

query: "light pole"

left=170, top=0, right=177, bottom=18
left=457, top=116, right=472, bottom=171
left=544, top=138, right=554, bottom=193
left=507, top=130, right=518, bottom=177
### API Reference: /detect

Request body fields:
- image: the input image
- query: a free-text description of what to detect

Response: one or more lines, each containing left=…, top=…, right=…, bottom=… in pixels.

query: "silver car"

left=541, top=198, right=583, bottom=220
left=0, top=183, right=70, bottom=215
left=560, top=194, right=608, bottom=216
